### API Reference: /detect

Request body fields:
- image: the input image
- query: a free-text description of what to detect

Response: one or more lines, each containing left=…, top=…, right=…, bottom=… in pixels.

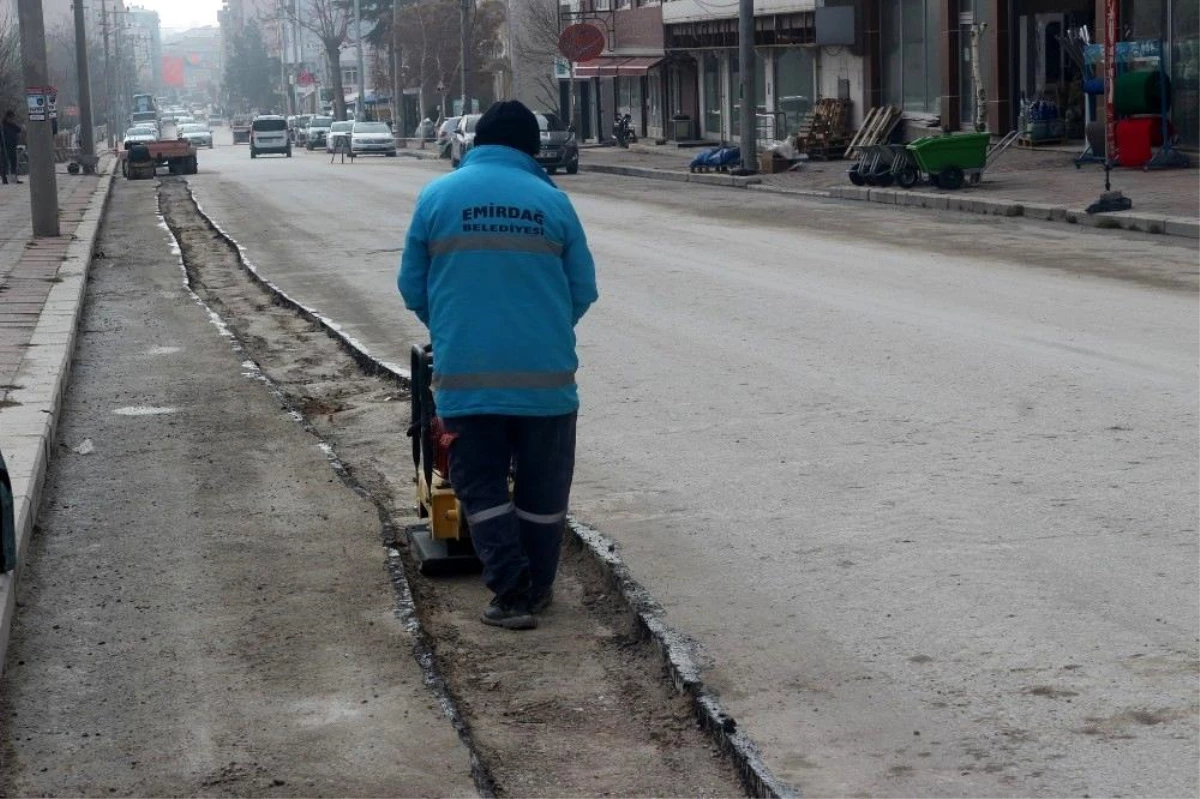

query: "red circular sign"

left=558, top=23, right=606, bottom=63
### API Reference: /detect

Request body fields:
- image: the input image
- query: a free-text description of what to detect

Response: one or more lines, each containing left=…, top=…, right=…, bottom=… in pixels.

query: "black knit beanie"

left=474, top=100, right=540, bottom=157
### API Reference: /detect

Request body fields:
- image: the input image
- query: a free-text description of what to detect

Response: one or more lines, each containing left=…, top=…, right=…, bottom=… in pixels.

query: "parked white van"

left=250, top=115, right=291, bottom=158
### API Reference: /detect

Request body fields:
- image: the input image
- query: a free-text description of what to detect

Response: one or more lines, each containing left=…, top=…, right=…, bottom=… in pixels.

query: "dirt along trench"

left=157, top=179, right=752, bottom=798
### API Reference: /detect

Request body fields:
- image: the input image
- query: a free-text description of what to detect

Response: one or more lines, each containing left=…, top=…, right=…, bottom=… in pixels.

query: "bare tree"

left=281, top=0, right=352, bottom=120
left=0, top=14, right=25, bottom=118
left=395, top=0, right=504, bottom=126
left=509, top=0, right=563, bottom=113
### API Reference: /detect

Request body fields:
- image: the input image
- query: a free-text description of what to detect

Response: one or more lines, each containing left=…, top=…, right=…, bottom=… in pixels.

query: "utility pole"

left=459, top=0, right=470, bottom=116
left=737, top=0, right=757, bottom=173
left=279, top=12, right=291, bottom=115
left=113, top=7, right=125, bottom=133
left=101, top=0, right=113, bottom=147
left=352, top=0, right=366, bottom=120
left=292, top=0, right=303, bottom=112
left=73, top=0, right=96, bottom=172
left=392, top=0, right=405, bottom=136
left=15, top=0, right=60, bottom=237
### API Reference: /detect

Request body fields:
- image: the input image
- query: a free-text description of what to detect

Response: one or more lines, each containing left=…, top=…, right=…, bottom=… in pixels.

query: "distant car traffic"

left=178, top=123, right=213, bottom=148
left=436, top=116, right=459, bottom=158
left=209, top=115, right=225, bottom=126
left=325, top=120, right=353, bottom=153
left=123, top=126, right=158, bottom=147
left=350, top=122, right=397, bottom=156
left=533, top=112, right=579, bottom=175
left=250, top=115, right=291, bottom=158
left=305, top=115, right=333, bottom=149
left=449, top=114, right=481, bottom=167
left=292, top=114, right=313, bottom=144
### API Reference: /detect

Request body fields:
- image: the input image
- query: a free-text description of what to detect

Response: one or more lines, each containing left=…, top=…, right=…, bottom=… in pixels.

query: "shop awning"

left=572, top=55, right=663, bottom=78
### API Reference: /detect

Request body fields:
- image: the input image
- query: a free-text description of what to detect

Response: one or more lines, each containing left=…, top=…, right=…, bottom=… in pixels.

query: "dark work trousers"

left=443, top=413, right=577, bottom=599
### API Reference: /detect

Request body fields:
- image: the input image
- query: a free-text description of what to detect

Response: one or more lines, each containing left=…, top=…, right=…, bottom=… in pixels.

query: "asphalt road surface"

left=0, top=178, right=476, bottom=796
left=188, top=132, right=1198, bottom=797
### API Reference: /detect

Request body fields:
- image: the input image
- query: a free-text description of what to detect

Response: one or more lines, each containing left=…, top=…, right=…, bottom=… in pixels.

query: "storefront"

left=666, top=11, right=845, bottom=145
left=690, top=47, right=818, bottom=142
left=1118, top=0, right=1198, bottom=148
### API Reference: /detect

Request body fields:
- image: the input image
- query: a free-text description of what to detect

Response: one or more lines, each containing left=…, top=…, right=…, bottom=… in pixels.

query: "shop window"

left=703, top=54, right=721, bottom=136
left=882, top=0, right=941, bottom=114
left=1173, top=0, right=1199, bottom=147
left=775, top=47, right=815, bottom=136
left=728, top=51, right=768, bottom=138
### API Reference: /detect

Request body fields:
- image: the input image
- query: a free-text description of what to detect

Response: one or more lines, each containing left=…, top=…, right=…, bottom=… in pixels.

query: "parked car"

left=293, top=114, right=313, bottom=144
left=436, top=116, right=460, bottom=158
left=305, top=115, right=333, bottom=149
left=449, top=114, right=481, bottom=167
left=178, top=123, right=213, bottom=148
left=209, top=115, right=225, bottom=126
left=533, top=112, right=579, bottom=175
left=325, top=120, right=353, bottom=153
left=350, top=121, right=397, bottom=156
left=250, top=115, right=291, bottom=158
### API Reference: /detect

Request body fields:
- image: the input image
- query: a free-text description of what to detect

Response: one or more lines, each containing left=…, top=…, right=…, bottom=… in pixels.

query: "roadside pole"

left=737, top=0, right=757, bottom=174
left=101, top=0, right=113, bottom=148
left=16, top=0, right=61, bottom=237
left=72, top=0, right=97, bottom=173
left=459, top=0, right=471, bottom=116
left=353, top=0, right=366, bottom=120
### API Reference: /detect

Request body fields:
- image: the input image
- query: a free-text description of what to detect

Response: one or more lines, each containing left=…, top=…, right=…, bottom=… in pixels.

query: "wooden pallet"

left=795, top=99, right=852, bottom=157
left=844, top=105, right=903, bottom=158
left=1016, top=136, right=1065, bottom=149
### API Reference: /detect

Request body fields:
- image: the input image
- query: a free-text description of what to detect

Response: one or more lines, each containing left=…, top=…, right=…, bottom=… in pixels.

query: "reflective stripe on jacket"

left=398, top=145, right=598, bottom=417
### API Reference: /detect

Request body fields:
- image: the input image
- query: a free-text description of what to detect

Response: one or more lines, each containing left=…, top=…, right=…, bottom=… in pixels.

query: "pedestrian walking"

left=398, top=100, right=598, bottom=631
left=1, top=110, right=22, bottom=185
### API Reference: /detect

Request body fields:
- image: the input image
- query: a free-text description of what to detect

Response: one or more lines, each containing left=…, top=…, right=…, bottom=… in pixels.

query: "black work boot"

left=529, top=587, right=554, bottom=614
left=481, top=592, right=537, bottom=630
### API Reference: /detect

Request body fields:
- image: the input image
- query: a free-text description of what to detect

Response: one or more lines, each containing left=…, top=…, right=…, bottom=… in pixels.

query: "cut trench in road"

left=156, top=178, right=780, bottom=798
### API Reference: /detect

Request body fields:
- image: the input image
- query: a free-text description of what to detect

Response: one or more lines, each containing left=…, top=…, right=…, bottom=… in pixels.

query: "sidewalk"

left=0, top=160, right=114, bottom=672
left=583, top=140, right=1200, bottom=237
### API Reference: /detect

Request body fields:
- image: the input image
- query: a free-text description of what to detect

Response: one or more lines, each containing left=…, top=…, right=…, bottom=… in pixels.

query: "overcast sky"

left=133, top=0, right=222, bottom=31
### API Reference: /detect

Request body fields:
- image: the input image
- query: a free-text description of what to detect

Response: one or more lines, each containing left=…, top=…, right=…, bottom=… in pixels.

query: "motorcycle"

left=613, top=113, right=636, bottom=148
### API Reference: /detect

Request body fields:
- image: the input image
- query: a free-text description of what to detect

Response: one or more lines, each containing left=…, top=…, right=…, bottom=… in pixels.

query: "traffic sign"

left=558, top=23, right=606, bottom=63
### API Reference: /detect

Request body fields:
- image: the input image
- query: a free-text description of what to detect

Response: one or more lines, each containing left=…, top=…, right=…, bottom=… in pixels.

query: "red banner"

left=162, top=56, right=185, bottom=88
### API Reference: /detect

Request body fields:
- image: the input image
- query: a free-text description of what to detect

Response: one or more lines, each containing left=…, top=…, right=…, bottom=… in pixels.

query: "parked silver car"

left=305, top=115, right=333, bottom=150
left=350, top=121, right=397, bottom=156
left=449, top=114, right=481, bottom=167
left=177, top=123, right=213, bottom=148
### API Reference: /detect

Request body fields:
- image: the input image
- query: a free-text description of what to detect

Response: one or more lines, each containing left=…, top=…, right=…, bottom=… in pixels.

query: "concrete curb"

left=583, top=162, right=763, bottom=188
left=0, top=163, right=116, bottom=675
left=583, top=161, right=1198, bottom=240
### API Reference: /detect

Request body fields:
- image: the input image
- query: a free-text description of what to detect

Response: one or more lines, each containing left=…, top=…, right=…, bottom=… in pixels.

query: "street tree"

left=509, top=0, right=568, bottom=117
left=0, top=14, right=22, bottom=118
left=281, top=0, right=352, bottom=120
left=393, top=0, right=504, bottom=125
left=225, top=21, right=283, bottom=112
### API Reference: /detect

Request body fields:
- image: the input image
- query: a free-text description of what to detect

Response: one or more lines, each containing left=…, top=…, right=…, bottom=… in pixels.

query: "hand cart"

left=895, top=130, right=1018, bottom=190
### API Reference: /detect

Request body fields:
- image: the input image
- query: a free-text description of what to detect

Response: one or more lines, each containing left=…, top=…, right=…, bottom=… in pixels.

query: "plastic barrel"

left=1114, top=71, right=1171, bottom=115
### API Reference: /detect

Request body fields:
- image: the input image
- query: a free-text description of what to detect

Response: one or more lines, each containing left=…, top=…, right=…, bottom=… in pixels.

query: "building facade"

left=126, top=6, right=162, bottom=95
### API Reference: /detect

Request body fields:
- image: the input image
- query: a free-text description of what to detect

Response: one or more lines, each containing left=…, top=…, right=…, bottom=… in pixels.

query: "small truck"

left=119, top=138, right=198, bottom=180
left=231, top=115, right=252, bottom=144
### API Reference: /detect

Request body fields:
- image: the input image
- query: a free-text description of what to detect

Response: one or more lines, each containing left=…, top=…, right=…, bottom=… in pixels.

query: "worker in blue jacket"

left=399, top=100, right=598, bottom=630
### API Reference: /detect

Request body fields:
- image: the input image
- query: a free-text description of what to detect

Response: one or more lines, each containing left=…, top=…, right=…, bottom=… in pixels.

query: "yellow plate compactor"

left=406, top=345, right=482, bottom=575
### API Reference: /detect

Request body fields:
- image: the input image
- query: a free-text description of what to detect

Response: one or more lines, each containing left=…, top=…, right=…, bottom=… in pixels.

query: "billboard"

left=162, top=56, right=186, bottom=88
